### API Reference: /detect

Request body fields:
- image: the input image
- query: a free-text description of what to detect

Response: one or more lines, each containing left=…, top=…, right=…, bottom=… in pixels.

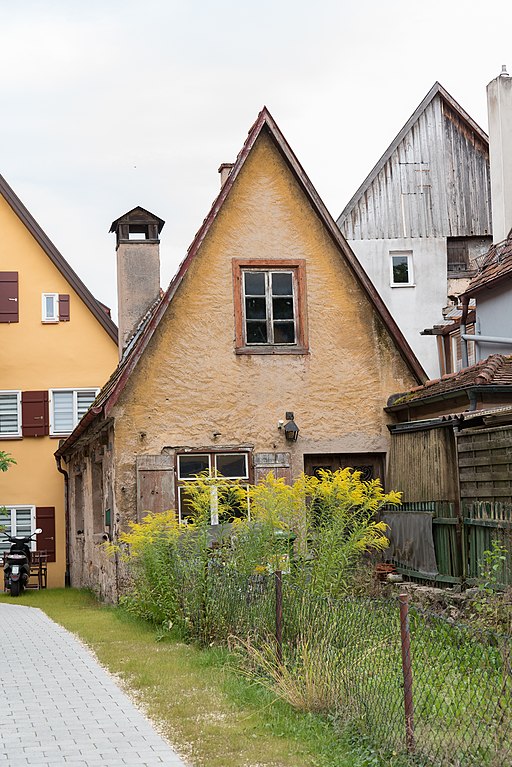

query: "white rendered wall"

left=349, top=237, right=447, bottom=378
left=487, top=72, right=512, bottom=244
left=475, top=283, right=512, bottom=359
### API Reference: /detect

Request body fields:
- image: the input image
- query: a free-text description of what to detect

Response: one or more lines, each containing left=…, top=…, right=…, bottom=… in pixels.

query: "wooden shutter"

left=0, top=272, right=19, bottom=323
left=136, top=455, right=174, bottom=519
left=36, top=506, right=56, bottom=562
left=59, top=294, right=70, bottom=321
left=253, top=452, right=291, bottom=484
left=22, top=391, right=49, bottom=437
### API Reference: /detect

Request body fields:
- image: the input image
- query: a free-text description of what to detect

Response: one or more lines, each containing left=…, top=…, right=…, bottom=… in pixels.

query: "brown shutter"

left=36, top=506, right=56, bottom=562
left=59, top=294, right=70, bottom=321
left=136, top=455, right=174, bottom=520
left=253, top=452, right=291, bottom=484
left=22, top=391, right=49, bottom=437
left=0, top=272, right=19, bottom=323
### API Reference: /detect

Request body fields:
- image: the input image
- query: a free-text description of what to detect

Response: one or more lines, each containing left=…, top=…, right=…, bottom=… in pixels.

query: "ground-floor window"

left=0, top=505, right=36, bottom=555
left=176, top=451, right=251, bottom=524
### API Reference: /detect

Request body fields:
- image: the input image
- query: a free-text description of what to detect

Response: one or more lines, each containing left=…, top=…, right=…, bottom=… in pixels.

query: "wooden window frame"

left=176, top=449, right=252, bottom=524
left=49, top=388, right=99, bottom=437
left=0, top=390, right=21, bottom=439
left=232, top=259, right=308, bottom=355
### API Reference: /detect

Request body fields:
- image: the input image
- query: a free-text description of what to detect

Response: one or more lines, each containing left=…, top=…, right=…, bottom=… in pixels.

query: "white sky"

left=1, top=0, right=511, bottom=320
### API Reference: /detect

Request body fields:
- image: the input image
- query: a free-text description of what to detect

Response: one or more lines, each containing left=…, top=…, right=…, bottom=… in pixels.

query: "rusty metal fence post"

left=399, top=593, right=415, bottom=753
left=275, top=569, right=283, bottom=666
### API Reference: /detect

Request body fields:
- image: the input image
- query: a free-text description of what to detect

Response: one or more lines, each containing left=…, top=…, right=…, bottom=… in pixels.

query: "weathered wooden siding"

left=340, top=94, right=491, bottom=240
left=387, top=426, right=458, bottom=502
left=458, top=425, right=512, bottom=502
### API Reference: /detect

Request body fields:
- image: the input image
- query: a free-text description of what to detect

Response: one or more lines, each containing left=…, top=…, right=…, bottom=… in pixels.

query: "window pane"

left=215, top=453, right=248, bottom=478
left=77, top=390, right=97, bottom=420
left=245, top=296, right=267, bottom=320
left=272, top=297, right=294, bottom=320
left=274, top=322, right=295, bottom=344
left=271, top=272, right=293, bottom=295
left=178, top=487, right=196, bottom=522
left=0, top=510, right=12, bottom=554
left=53, top=391, right=74, bottom=433
left=218, top=485, right=248, bottom=522
left=178, top=454, right=210, bottom=479
left=246, top=321, right=268, bottom=344
left=244, top=272, right=265, bottom=295
left=0, top=393, right=18, bottom=434
left=15, top=508, right=32, bottom=537
left=45, top=295, right=55, bottom=318
left=392, top=256, right=409, bottom=284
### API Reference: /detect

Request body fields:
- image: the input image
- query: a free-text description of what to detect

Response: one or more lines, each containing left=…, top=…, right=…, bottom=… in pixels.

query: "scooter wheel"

left=10, top=581, right=20, bottom=597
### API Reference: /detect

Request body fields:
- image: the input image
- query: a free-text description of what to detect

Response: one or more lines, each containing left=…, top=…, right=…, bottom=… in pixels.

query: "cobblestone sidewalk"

left=0, top=604, right=188, bottom=766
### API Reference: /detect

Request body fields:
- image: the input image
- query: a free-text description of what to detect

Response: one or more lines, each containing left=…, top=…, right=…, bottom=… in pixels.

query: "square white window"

left=42, top=293, right=59, bottom=322
left=390, top=252, right=414, bottom=286
left=0, top=391, right=21, bottom=437
left=50, top=388, right=99, bottom=436
left=0, top=506, right=36, bottom=555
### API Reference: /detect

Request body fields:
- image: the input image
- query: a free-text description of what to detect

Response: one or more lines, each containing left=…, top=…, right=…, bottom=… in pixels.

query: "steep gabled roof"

left=463, top=236, right=512, bottom=297
left=56, top=107, right=426, bottom=457
left=0, top=174, right=118, bottom=343
left=338, top=82, right=488, bottom=225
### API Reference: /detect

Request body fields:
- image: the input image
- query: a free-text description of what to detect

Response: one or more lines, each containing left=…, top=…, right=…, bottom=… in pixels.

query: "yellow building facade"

left=58, top=109, right=426, bottom=601
left=0, top=175, right=118, bottom=587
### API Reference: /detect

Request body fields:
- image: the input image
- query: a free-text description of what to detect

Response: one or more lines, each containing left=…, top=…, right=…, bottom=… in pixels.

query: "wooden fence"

left=383, top=500, right=512, bottom=586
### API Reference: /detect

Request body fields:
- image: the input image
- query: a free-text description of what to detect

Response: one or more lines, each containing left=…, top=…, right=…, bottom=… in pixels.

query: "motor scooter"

left=2, top=528, right=42, bottom=597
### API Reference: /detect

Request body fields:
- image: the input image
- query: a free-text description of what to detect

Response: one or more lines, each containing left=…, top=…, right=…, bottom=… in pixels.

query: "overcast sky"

left=1, top=1, right=511, bottom=320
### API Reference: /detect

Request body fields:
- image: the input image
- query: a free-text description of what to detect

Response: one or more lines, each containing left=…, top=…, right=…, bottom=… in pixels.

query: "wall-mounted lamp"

left=283, top=412, right=299, bottom=442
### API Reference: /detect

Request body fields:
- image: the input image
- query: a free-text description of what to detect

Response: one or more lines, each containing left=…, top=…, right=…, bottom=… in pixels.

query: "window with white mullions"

left=243, top=270, right=296, bottom=345
left=42, top=293, right=59, bottom=322
left=50, top=388, right=99, bottom=436
left=0, top=391, right=21, bottom=437
left=0, top=506, right=36, bottom=555
left=177, top=452, right=250, bottom=524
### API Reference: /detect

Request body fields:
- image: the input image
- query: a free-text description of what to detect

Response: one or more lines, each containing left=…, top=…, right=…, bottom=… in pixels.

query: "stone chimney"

left=487, top=66, right=512, bottom=243
left=110, top=207, right=164, bottom=358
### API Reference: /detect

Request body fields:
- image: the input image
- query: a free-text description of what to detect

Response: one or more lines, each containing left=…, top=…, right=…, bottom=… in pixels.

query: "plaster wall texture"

left=117, top=241, right=160, bottom=354
left=109, top=131, right=418, bottom=527
left=348, top=237, right=447, bottom=378
left=487, top=73, right=512, bottom=244
left=0, top=194, right=118, bottom=586
left=474, top=283, right=512, bottom=359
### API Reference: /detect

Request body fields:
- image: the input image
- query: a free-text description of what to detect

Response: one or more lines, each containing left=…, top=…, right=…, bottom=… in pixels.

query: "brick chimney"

left=487, top=66, right=512, bottom=243
left=110, top=207, right=164, bottom=357
left=218, top=163, right=234, bottom=187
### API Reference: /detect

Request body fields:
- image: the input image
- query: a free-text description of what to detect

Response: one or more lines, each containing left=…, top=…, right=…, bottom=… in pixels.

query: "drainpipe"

left=55, top=455, right=70, bottom=587
left=460, top=295, right=470, bottom=368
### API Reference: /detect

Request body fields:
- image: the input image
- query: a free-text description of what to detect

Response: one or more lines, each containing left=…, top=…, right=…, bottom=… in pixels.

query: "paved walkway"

left=0, top=604, right=188, bottom=766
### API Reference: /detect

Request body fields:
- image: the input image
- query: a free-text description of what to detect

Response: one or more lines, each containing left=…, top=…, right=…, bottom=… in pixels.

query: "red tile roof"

left=464, top=237, right=512, bottom=296
left=388, top=354, right=512, bottom=408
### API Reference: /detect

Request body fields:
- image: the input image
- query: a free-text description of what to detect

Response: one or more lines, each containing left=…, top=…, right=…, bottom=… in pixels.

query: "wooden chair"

left=29, top=551, right=48, bottom=589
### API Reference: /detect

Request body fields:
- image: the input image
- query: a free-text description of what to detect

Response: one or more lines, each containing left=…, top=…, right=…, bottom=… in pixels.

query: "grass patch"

left=0, top=588, right=382, bottom=767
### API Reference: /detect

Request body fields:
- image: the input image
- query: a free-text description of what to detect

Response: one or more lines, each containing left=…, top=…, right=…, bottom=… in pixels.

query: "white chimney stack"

left=487, top=66, right=512, bottom=243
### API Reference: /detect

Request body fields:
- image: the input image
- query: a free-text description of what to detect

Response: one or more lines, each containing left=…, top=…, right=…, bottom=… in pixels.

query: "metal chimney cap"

left=500, top=64, right=510, bottom=77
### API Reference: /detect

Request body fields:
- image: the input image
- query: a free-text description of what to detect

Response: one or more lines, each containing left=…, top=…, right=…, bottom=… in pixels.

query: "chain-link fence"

left=187, top=567, right=512, bottom=766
